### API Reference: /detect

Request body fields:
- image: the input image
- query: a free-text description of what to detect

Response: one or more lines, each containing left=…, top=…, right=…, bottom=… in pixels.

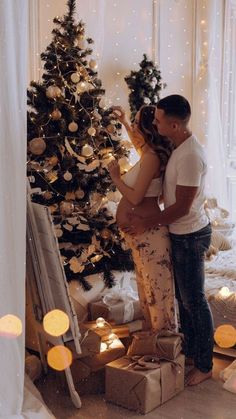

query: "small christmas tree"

left=125, top=54, right=166, bottom=122
left=27, top=0, right=133, bottom=290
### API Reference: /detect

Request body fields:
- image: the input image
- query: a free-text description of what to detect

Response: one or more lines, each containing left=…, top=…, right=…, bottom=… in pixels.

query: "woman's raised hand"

left=112, top=106, right=127, bottom=125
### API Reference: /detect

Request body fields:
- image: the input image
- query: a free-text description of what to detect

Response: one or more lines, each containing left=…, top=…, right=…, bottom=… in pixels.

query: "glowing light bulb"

left=96, top=317, right=106, bottom=328
left=100, top=342, right=108, bottom=352
left=219, top=287, right=230, bottom=297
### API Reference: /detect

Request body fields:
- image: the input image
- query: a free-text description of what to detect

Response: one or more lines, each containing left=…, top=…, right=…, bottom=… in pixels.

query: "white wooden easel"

left=26, top=188, right=82, bottom=408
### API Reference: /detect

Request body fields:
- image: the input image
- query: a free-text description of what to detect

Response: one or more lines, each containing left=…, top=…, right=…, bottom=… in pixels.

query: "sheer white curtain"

left=0, top=1, right=54, bottom=418
left=191, top=0, right=228, bottom=207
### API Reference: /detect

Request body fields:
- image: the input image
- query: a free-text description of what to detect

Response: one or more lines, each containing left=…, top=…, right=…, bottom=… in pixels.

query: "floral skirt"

left=124, top=226, right=177, bottom=333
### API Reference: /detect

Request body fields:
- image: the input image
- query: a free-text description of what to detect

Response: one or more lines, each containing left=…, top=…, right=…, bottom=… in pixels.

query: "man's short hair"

left=157, top=94, right=191, bottom=121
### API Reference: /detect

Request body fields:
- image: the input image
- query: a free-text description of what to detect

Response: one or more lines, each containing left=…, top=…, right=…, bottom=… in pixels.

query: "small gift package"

left=71, top=338, right=126, bottom=382
left=89, top=286, right=143, bottom=325
left=127, top=330, right=183, bottom=360
left=105, top=353, right=185, bottom=414
left=66, top=323, right=102, bottom=359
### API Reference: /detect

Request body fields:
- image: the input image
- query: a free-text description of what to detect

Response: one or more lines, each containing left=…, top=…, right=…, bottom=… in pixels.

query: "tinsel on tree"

left=27, top=0, right=133, bottom=290
left=125, top=54, right=166, bottom=122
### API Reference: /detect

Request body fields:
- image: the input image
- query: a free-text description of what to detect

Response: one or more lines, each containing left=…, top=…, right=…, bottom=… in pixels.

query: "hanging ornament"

left=65, top=191, right=76, bottom=201
left=75, top=188, right=85, bottom=199
left=60, top=201, right=74, bottom=216
left=70, top=72, right=81, bottom=84
left=63, top=171, right=73, bottom=181
left=87, top=127, right=96, bottom=136
left=143, top=97, right=151, bottom=105
left=68, top=121, right=78, bottom=132
left=46, top=170, right=58, bottom=183
left=76, top=81, right=87, bottom=93
left=150, top=81, right=156, bottom=89
left=29, top=137, right=46, bottom=155
left=51, top=109, right=62, bottom=120
left=46, top=85, right=62, bottom=99
left=81, top=144, right=94, bottom=157
left=89, top=59, right=98, bottom=70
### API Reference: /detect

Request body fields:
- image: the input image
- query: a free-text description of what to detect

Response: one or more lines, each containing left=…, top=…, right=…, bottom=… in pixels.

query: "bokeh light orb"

left=0, top=314, right=22, bottom=338
left=47, top=345, right=72, bottom=371
left=43, top=309, right=70, bottom=337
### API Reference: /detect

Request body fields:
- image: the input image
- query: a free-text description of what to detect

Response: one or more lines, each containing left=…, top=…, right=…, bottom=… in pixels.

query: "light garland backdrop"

left=28, top=0, right=236, bottom=218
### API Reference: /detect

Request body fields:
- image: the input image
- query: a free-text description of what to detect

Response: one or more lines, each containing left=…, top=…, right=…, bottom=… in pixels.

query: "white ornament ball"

left=81, top=144, right=94, bottom=157
left=87, top=127, right=96, bottom=136
left=46, top=85, right=62, bottom=99
left=68, top=121, right=78, bottom=132
left=63, top=171, right=73, bottom=181
left=51, top=109, right=62, bottom=120
left=76, top=81, right=87, bottom=93
left=70, top=72, right=81, bottom=83
left=29, top=137, right=46, bottom=155
left=89, top=59, right=98, bottom=70
left=153, top=95, right=158, bottom=103
left=150, top=81, right=156, bottom=89
left=144, top=97, right=151, bottom=105
left=152, top=77, right=157, bottom=83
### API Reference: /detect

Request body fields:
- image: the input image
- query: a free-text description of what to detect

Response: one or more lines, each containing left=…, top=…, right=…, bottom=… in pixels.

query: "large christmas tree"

left=125, top=54, right=166, bottom=122
left=27, top=0, right=133, bottom=290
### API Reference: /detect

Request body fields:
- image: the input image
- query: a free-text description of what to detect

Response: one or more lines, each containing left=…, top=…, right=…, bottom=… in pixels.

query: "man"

left=123, top=94, right=213, bottom=386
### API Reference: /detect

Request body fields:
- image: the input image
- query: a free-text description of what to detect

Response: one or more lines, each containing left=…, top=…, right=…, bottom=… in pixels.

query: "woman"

left=108, top=105, right=177, bottom=333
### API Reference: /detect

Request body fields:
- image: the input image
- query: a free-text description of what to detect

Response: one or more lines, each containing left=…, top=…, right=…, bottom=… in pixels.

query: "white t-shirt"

left=163, top=135, right=209, bottom=234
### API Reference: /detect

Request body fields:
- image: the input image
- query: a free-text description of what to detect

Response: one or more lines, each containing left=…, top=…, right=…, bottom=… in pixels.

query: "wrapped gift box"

left=89, top=298, right=143, bottom=325
left=127, top=331, right=183, bottom=360
left=106, top=354, right=185, bottom=414
left=70, top=338, right=126, bottom=382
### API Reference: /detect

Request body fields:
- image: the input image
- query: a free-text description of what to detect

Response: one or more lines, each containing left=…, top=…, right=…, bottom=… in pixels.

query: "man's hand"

left=119, top=213, right=148, bottom=235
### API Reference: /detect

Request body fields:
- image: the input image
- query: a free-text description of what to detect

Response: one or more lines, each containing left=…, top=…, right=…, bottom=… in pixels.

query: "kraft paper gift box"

left=66, top=323, right=102, bottom=359
left=89, top=286, right=143, bottom=325
left=70, top=338, right=126, bottom=381
left=106, top=354, right=185, bottom=414
left=127, top=330, right=183, bottom=360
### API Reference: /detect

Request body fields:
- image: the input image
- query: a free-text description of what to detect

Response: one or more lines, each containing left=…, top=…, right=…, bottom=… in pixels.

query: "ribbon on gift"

left=102, top=285, right=139, bottom=323
left=124, top=355, right=182, bottom=371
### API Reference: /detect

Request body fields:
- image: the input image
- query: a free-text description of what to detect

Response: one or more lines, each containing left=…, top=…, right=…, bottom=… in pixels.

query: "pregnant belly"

left=116, top=197, right=161, bottom=225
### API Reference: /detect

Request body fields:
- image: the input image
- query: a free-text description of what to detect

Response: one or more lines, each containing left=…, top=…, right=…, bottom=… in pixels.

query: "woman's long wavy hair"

left=137, top=105, right=174, bottom=170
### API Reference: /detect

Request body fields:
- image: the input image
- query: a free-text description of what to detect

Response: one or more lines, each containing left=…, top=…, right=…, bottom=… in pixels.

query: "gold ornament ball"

left=63, top=171, right=73, bottom=181
left=68, top=121, right=78, bottom=132
left=29, top=137, right=46, bottom=155
left=75, top=188, right=85, bottom=199
left=87, top=127, right=96, bottom=136
left=81, top=144, right=94, bottom=157
left=44, top=191, right=53, bottom=200
left=46, top=85, right=62, bottom=99
left=70, top=72, right=81, bottom=83
left=89, top=59, right=98, bottom=70
left=101, top=228, right=111, bottom=240
left=77, top=81, right=87, bottom=93
left=59, top=201, right=74, bottom=216
left=51, top=109, right=62, bottom=120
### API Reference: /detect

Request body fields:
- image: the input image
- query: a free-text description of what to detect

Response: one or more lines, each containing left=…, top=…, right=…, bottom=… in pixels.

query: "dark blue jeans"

left=170, top=223, right=214, bottom=373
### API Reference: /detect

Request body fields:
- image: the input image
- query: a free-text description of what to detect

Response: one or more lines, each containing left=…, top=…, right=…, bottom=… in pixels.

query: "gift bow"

left=102, top=286, right=139, bottom=323
left=124, top=355, right=182, bottom=371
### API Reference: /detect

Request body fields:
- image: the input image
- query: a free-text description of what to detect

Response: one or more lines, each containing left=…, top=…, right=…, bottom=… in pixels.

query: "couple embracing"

left=108, top=94, right=213, bottom=386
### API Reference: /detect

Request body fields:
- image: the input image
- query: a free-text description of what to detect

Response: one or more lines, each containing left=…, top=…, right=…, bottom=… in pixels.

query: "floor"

left=36, top=354, right=236, bottom=419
